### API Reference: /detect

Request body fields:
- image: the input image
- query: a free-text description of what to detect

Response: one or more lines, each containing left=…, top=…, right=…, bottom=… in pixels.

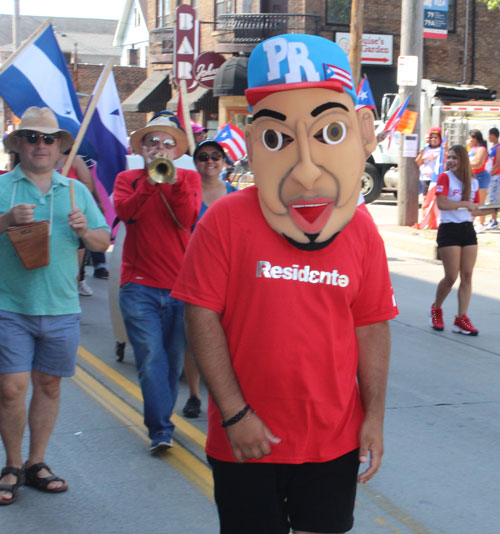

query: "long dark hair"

left=449, top=144, right=473, bottom=201
left=469, top=129, right=487, bottom=148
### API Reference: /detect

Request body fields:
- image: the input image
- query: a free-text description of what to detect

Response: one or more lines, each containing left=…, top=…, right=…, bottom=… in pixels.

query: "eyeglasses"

left=196, top=152, right=223, bottom=162
left=18, top=131, right=60, bottom=145
left=145, top=137, right=176, bottom=149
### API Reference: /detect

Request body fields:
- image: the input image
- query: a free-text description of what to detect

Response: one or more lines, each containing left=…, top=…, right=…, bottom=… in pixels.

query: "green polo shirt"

left=0, top=165, right=109, bottom=315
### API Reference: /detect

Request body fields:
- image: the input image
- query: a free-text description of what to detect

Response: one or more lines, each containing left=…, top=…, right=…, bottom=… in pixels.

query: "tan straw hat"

left=129, top=112, right=188, bottom=159
left=4, top=106, right=74, bottom=153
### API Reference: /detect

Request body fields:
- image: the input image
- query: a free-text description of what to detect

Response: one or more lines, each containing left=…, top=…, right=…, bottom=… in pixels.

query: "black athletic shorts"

left=208, top=449, right=359, bottom=534
left=437, top=221, right=477, bottom=248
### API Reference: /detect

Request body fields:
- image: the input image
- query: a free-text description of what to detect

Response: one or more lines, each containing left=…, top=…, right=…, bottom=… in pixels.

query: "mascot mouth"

left=288, top=197, right=335, bottom=234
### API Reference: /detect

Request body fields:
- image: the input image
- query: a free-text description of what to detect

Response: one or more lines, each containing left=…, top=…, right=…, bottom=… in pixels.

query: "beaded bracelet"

left=221, top=404, right=252, bottom=427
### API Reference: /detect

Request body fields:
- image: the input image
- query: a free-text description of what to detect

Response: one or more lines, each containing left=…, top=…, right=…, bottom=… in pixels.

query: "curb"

left=379, top=227, right=500, bottom=271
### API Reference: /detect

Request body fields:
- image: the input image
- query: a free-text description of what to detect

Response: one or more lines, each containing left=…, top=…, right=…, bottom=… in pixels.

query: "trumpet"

left=148, top=153, right=176, bottom=184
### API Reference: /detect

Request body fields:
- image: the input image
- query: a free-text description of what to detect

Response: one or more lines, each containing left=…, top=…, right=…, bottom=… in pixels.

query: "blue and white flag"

left=431, top=133, right=448, bottom=184
left=0, top=23, right=83, bottom=139
left=84, top=69, right=128, bottom=195
left=355, top=76, right=376, bottom=111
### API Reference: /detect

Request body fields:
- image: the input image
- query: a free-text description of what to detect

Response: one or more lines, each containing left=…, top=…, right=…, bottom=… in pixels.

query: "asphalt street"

left=2, top=198, right=499, bottom=534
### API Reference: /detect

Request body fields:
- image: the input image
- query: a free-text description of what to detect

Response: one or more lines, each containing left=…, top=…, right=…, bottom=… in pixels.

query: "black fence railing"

left=215, top=13, right=321, bottom=44
left=149, top=26, right=175, bottom=55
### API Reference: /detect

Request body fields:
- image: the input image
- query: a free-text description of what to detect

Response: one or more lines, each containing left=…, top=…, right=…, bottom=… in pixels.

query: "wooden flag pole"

left=69, top=181, right=76, bottom=210
left=179, top=79, right=195, bottom=155
left=61, top=60, right=114, bottom=208
left=0, top=19, right=52, bottom=74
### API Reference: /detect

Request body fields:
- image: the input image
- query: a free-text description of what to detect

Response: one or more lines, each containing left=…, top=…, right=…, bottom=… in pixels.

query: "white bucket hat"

left=129, top=112, right=188, bottom=159
left=4, top=106, right=74, bottom=153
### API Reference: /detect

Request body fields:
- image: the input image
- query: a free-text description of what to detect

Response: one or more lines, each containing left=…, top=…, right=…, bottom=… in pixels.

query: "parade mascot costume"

left=172, top=34, right=398, bottom=534
left=245, top=33, right=378, bottom=246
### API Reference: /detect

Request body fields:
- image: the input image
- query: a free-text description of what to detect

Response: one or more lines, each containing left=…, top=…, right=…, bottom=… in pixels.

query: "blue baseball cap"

left=246, top=34, right=357, bottom=109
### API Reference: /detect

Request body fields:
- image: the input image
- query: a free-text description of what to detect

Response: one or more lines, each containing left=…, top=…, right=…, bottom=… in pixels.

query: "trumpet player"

left=113, top=112, right=201, bottom=454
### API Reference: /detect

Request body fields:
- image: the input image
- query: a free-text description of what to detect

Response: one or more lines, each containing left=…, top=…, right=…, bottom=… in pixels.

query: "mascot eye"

left=315, top=122, right=346, bottom=145
left=262, top=129, right=293, bottom=151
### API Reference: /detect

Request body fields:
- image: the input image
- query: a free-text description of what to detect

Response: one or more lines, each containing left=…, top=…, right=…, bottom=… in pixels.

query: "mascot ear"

left=245, top=124, right=254, bottom=168
left=357, top=107, right=377, bottom=158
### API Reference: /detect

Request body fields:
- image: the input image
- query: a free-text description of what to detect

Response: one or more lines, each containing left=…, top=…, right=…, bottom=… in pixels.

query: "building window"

left=128, top=48, right=139, bottom=66
left=215, top=0, right=234, bottom=19
left=134, top=7, right=141, bottom=27
left=326, top=0, right=351, bottom=25
left=447, top=0, right=456, bottom=32
left=156, top=0, right=171, bottom=28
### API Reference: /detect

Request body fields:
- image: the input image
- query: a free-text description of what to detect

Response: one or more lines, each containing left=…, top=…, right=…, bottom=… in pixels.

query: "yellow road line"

left=72, top=365, right=214, bottom=500
left=77, top=346, right=207, bottom=449
left=76, top=348, right=427, bottom=533
left=359, top=484, right=432, bottom=534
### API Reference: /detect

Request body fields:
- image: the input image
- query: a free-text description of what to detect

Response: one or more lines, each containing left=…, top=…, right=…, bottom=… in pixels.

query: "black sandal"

left=0, top=466, right=24, bottom=505
left=24, top=462, right=68, bottom=493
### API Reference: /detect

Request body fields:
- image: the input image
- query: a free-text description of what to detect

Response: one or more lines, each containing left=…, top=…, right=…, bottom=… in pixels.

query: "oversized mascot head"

left=245, top=34, right=377, bottom=249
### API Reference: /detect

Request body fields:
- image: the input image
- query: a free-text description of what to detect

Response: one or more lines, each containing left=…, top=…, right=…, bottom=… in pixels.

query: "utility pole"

left=397, top=0, right=423, bottom=226
left=349, top=0, right=364, bottom=88
left=12, top=0, right=20, bottom=50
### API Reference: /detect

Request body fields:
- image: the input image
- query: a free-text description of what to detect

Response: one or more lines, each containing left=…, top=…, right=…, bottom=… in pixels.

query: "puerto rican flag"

left=215, top=123, right=247, bottom=161
left=324, top=64, right=353, bottom=91
left=383, top=94, right=411, bottom=148
left=383, top=94, right=411, bottom=133
left=355, top=76, right=376, bottom=111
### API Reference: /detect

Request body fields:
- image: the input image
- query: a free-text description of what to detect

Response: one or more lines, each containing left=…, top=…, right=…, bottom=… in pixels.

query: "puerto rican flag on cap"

left=324, top=64, right=353, bottom=91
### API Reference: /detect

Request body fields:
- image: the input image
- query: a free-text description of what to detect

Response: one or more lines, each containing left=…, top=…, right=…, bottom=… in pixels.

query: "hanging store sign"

left=174, top=4, right=200, bottom=93
left=194, top=52, right=226, bottom=89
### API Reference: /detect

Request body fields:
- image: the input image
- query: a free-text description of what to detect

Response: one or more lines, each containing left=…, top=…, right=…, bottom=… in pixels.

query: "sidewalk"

left=377, top=223, right=500, bottom=271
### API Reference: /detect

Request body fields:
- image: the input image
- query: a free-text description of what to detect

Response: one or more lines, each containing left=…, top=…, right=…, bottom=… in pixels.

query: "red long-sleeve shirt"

left=113, top=168, right=201, bottom=290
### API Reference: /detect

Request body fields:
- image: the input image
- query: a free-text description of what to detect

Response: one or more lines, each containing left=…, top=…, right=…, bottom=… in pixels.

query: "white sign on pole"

left=403, top=134, right=419, bottom=157
left=397, top=55, right=419, bottom=86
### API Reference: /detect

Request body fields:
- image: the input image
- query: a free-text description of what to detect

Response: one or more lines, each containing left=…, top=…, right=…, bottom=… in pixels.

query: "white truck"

left=362, top=79, right=498, bottom=203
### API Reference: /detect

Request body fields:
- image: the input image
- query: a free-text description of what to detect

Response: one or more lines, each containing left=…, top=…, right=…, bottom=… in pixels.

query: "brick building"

left=0, top=15, right=148, bottom=137
left=132, top=0, right=500, bottom=129
left=71, top=64, right=148, bottom=133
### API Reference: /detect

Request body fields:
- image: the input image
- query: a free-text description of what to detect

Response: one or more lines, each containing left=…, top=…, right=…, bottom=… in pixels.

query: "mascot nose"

left=288, top=122, right=321, bottom=190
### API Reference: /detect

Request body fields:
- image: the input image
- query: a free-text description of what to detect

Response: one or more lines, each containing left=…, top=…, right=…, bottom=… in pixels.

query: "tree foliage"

left=478, top=0, right=500, bottom=9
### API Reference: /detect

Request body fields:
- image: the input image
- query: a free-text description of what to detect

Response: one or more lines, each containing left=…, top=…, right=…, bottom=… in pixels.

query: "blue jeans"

left=119, top=283, right=185, bottom=441
left=487, top=174, right=500, bottom=204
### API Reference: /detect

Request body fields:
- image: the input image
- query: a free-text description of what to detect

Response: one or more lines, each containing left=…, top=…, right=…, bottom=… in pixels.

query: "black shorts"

left=437, top=222, right=477, bottom=249
left=208, top=449, right=359, bottom=534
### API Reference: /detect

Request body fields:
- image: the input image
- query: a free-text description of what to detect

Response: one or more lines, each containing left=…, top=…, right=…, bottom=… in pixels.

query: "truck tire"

left=361, top=163, right=383, bottom=204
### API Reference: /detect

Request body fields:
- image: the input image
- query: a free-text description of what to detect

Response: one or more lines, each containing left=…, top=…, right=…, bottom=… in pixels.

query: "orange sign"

left=396, top=110, right=418, bottom=134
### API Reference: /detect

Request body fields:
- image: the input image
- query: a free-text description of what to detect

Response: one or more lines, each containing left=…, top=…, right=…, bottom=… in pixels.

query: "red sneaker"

left=452, top=314, right=479, bottom=336
left=430, top=304, right=444, bottom=331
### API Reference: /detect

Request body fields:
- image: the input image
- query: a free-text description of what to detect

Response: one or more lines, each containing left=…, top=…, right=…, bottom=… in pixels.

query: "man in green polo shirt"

left=0, top=107, right=110, bottom=505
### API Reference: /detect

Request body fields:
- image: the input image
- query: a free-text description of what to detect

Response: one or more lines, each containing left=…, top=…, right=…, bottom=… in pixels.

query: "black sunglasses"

left=196, top=152, right=223, bottom=162
left=19, top=131, right=61, bottom=145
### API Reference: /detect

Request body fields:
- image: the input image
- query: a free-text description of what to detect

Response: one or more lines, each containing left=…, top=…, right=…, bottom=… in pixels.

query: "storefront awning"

left=166, top=85, right=211, bottom=111
left=122, top=70, right=172, bottom=113
left=213, top=56, right=248, bottom=97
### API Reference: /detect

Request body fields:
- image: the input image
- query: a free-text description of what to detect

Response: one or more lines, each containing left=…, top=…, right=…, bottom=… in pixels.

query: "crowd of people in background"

left=0, top=98, right=499, bottom=519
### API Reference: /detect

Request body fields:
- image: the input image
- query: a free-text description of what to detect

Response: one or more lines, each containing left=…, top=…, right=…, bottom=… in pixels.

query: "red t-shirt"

left=172, top=186, right=398, bottom=463
left=114, top=167, right=201, bottom=289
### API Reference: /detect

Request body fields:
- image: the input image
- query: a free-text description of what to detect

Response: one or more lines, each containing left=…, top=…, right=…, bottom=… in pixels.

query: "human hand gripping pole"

left=67, top=183, right=90, bottom=239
